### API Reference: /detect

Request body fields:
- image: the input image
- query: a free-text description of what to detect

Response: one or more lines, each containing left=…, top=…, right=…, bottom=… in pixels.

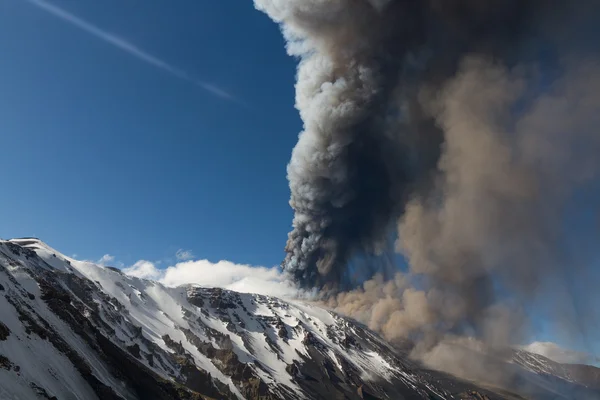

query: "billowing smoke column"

left=256, top=0, right=600, bottom=360
left=255, top=0, right=557, bottom=287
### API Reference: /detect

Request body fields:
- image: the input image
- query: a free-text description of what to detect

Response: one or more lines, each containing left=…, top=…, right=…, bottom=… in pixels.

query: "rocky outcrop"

left=180, top=327, right=277, bottom=400
left=0, top=321, right=10, bottom=340
left=127, top=343, right=141, bottom=359
left=0, top=355, right=15, bottom=370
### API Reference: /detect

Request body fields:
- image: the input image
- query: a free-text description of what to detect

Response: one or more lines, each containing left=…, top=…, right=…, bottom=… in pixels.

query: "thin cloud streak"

left=25, top=0, right=235, bottom=101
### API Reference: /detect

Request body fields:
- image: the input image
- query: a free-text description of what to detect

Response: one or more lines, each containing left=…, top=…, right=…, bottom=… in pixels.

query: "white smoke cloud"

left=122, top=260, right=162, bottom=280
left=122, top=258, right=305, bottom=299
left=96, top=254, right=115, bottom=266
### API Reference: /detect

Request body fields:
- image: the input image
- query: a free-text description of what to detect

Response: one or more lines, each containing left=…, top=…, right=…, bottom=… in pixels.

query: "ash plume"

left=256, top=0, right=559, bottom=287
left=256, top=0, right=600, bottom=365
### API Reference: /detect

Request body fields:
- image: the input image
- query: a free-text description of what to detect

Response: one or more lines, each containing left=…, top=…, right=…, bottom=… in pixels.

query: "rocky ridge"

left=0, top=238, right=598, bottom=400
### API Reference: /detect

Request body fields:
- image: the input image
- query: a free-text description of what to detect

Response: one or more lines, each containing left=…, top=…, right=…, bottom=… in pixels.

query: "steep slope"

left=419, top=339, right=600, bottom=400
left=0, top=238, right=598, bottom=400
left=514, top=349, right=599, bottom=387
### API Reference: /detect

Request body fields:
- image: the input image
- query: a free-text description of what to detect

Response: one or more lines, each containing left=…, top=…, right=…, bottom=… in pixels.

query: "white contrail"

left=25, top=0, right=235, bottom=101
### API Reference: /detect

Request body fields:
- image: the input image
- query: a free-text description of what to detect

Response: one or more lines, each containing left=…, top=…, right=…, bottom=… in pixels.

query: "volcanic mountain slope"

left=0, top=238, right=598, bottom=400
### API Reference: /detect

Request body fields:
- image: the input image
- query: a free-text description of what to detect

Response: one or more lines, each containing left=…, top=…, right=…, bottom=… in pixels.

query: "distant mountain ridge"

left=0, top=238, right=598, bottom=399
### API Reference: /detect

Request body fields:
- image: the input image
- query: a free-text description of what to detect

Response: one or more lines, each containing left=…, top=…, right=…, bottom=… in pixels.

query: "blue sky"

left=0, top=0, right=301, bottom=267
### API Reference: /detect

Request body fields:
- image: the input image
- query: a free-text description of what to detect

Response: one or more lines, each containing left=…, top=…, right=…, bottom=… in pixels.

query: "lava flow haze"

left=255, top=0, right=600, bottom=365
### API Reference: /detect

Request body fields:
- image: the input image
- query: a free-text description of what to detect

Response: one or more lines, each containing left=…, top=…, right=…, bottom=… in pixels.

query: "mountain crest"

left=0, top=239, right=598, bottom=399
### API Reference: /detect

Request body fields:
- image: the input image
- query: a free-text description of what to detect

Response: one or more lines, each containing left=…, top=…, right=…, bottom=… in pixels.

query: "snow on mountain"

left=0, top=238, right=598, bottom=400
left=523, top=341, right=599, bottom=366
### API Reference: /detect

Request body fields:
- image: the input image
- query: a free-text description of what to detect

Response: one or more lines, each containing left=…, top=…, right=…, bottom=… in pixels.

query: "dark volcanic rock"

left=162, top=334, right=187, bottom=356
left=0, top=321, right=10, bottom=340
left=187, top=290, right=205, bottom=308
left=0, top=355, right=14, bottom=370
left=127, top=343, right=141, bottom=359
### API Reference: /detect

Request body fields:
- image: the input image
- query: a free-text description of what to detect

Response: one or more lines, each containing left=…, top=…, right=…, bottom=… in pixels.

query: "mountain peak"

left=0, top=239, right=598, bottom=399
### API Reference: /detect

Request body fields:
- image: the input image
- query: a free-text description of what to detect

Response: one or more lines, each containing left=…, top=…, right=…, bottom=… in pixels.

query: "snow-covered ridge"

left=0, top=238, right=598, bottom=400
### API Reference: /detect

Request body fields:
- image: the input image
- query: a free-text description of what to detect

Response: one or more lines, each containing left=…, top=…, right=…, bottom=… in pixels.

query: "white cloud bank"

left=97, top=254, right=115, bottom=266
left=123, top=260, right=163, bottom=280
left=122, top=258, right=306, bottom=299
left=524, top=341, right=599, bottom=365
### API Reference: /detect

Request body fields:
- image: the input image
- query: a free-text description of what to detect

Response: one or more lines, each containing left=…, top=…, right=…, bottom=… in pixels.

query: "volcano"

left=0, top=238, right=598, bottom=399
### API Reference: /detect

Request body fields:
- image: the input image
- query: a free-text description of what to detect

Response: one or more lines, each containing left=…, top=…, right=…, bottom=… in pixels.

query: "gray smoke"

left=325, top=56, right=600, bottom=351
left=255, top=0, right=563, bottom=287
left=397, top=56, right=600, bottom=347
left=256, top=0, right=600, bottom=364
